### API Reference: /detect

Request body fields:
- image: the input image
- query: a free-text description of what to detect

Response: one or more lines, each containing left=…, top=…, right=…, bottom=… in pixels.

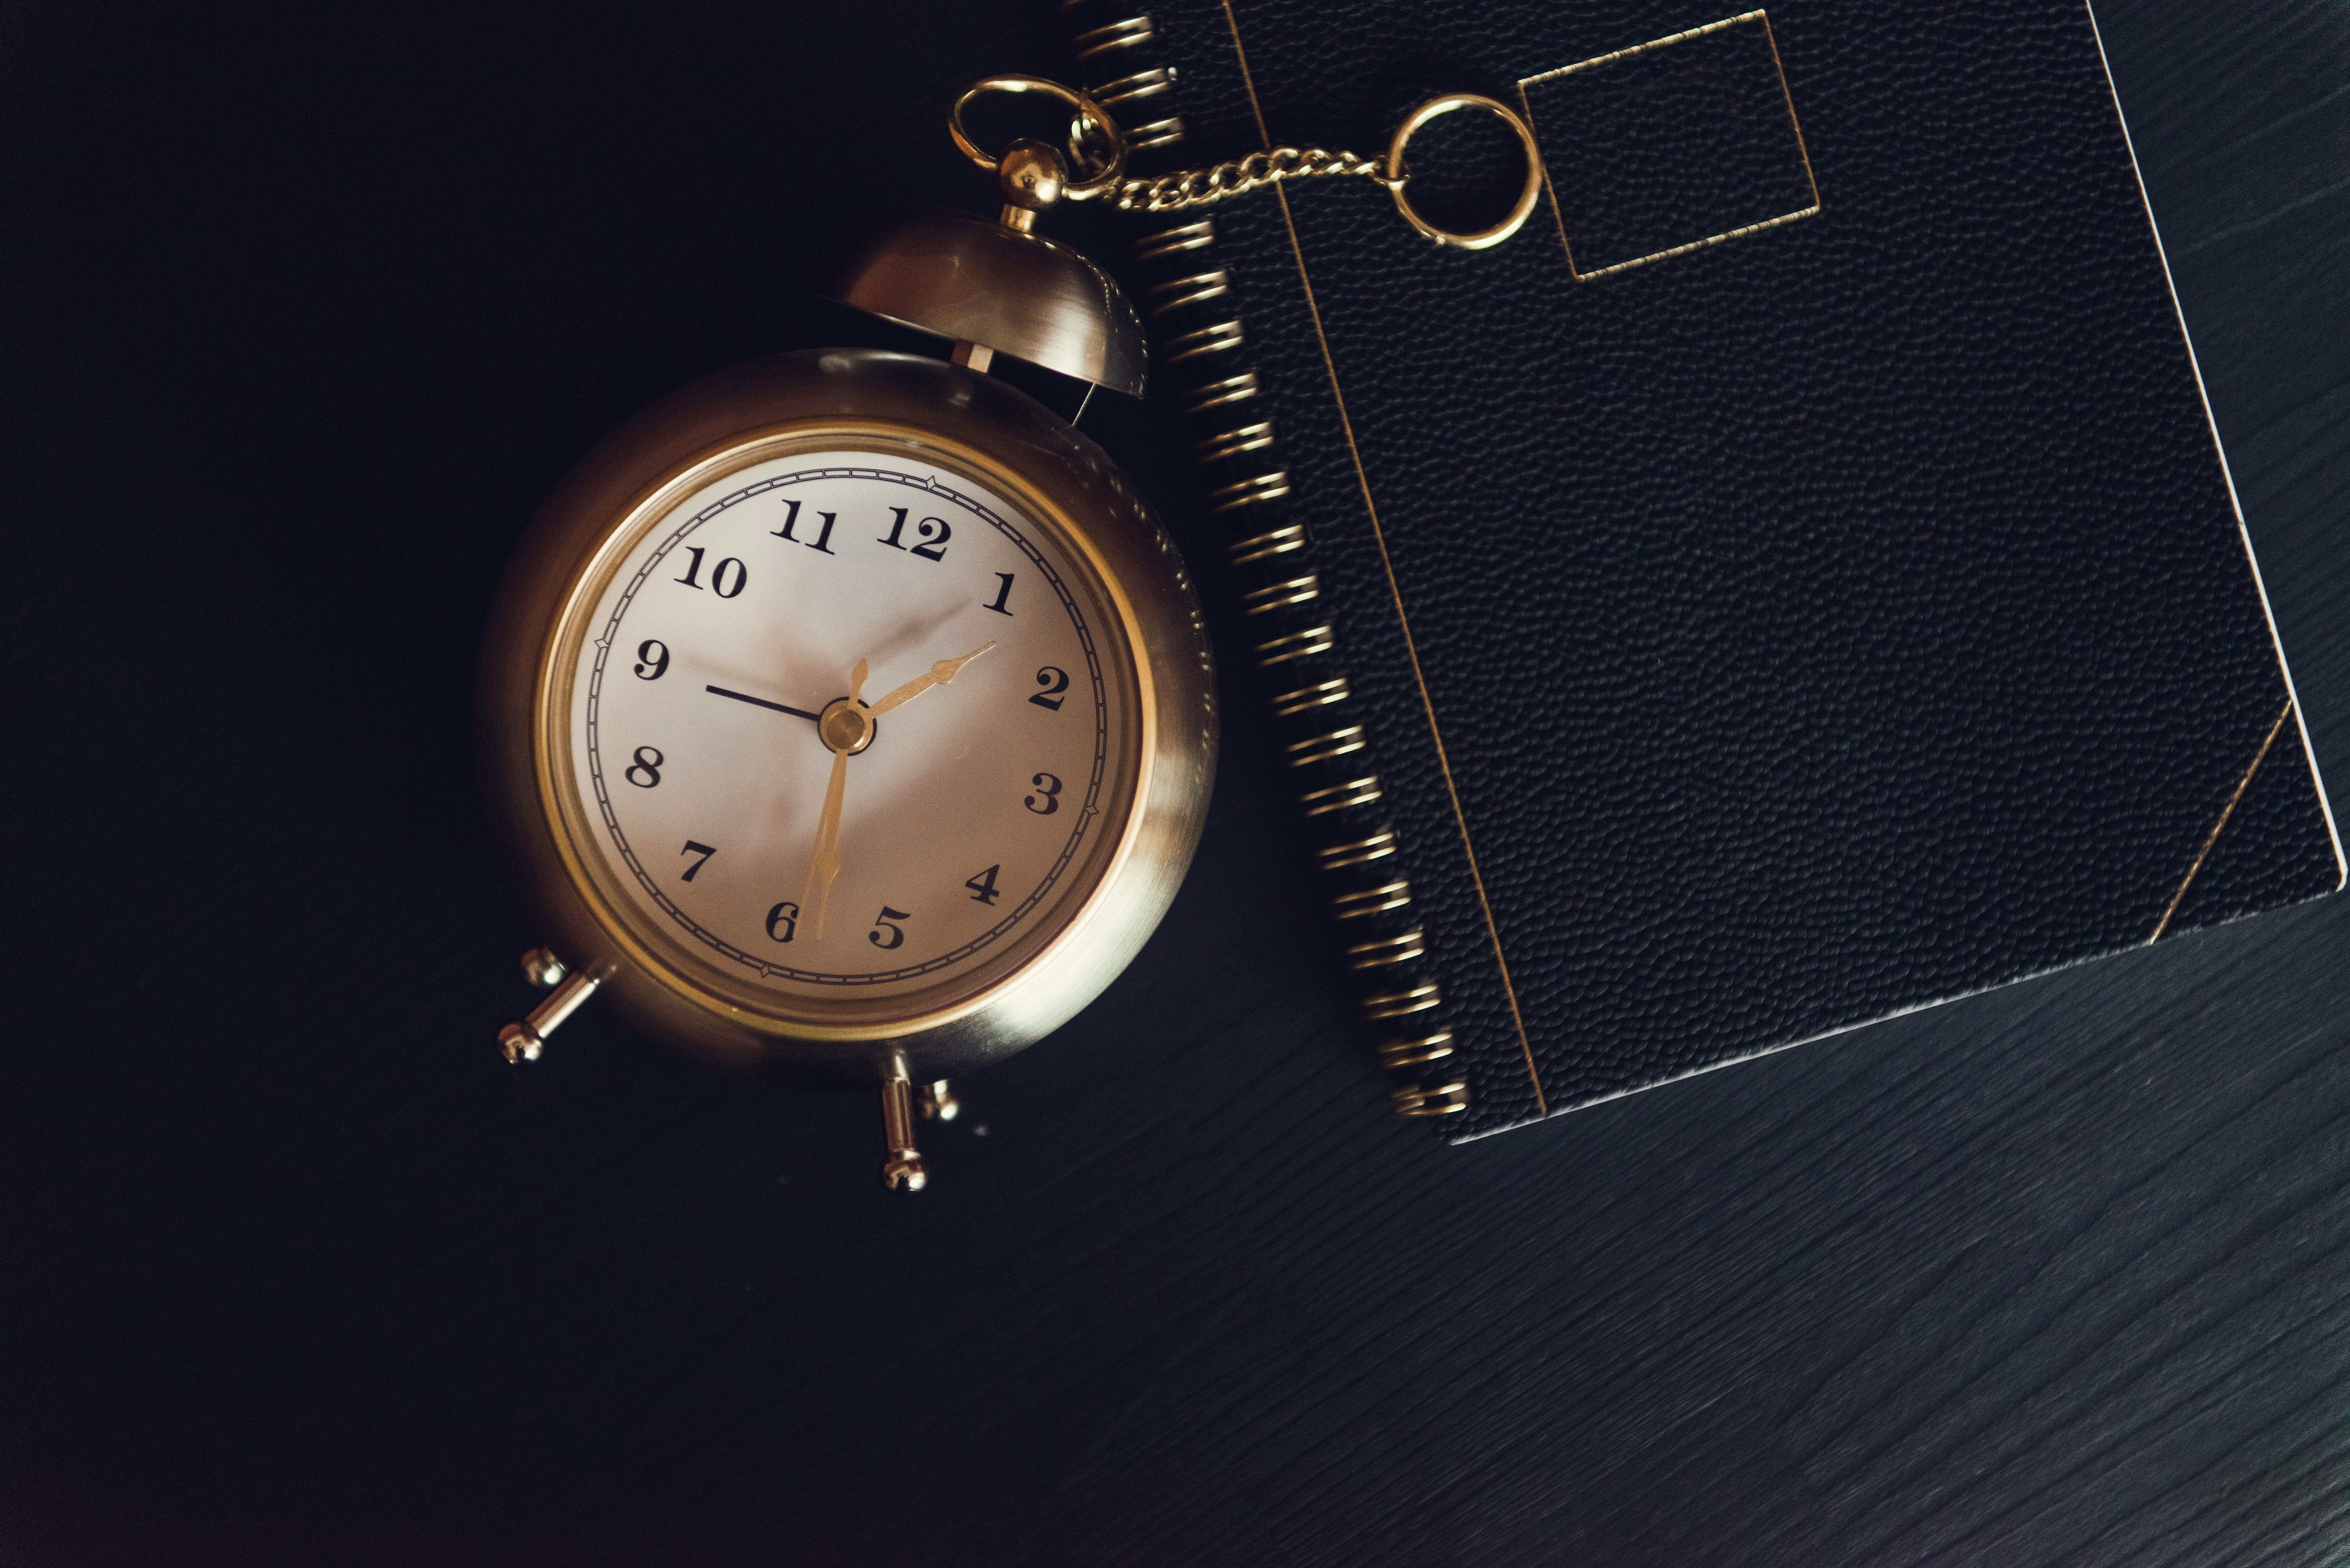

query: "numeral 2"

left=1030, top=666, right=1068, bottom=711
left=771, top=498, right=837, bottom=554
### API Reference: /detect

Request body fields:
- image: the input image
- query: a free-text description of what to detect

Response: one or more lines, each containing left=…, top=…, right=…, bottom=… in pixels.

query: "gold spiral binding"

left=1197, top=422, right=1275, bottom=464
left=1270, top=675, right=1348, bottom=715
left=1333, top=879, right=1410, bottom=918
left=1138, top=220, right=1216, bottom=262
left=1129, top=116, right=1186, bottom=152
left=1362, top=982, right=1441, bottom=1020
left=1228, top=524, right=1305, bottom=567
left=1150, top=270, right=1231, bottom=314
left=1254, top=625, right=1335, bottom=666
left=1182, top=372, right=1259, bottom=414
left=1165, top=320, right=1244, bottom=364
left=1347, top=930, right=1425, bottom=969
left=1240, top=574, right=1318, bottom=614
left=1391, top=1081, right=1470, bottom=1117
left=1090, top=67, right=1173, bottom=109
left=1301, top=775, right=1382, bottom=816
left=1316, top=827, right=1397, bottom=870
left=1072, top=15, right=1156, bottom=60
left=1285, top=726, right=1367, bottom=768
left=1377, top=1031, right=1455, bottom=1069
left=1209, top=471, right=1291, bottom=510
left=1075, top=7, right=1467, bottom=1125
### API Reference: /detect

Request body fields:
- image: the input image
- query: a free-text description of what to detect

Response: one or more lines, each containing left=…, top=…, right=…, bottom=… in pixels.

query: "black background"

left=3, top=2, right=2346, bottom=1564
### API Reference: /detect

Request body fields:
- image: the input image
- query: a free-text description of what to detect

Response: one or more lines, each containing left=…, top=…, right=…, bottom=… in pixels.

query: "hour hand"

left=869, top=641, right=998, bottom=717
left=706, top=684, right=822, bottom=723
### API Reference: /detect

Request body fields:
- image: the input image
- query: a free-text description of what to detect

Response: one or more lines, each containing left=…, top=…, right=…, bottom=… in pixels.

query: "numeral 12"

left=878, top=507, right=950, bottom=562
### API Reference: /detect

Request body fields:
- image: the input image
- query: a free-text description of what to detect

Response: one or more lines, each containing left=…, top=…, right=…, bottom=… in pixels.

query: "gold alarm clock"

left=480, top=81, right=1214, bottom=1189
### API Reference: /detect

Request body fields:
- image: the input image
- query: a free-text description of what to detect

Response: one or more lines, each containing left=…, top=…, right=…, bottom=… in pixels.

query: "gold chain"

left=1111, top=145, right=1399, bottom=215
left=953, top=77, right=1545, bottom=250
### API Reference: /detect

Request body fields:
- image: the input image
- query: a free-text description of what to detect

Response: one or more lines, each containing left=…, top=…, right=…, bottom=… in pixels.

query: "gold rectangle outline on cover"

left=1519, top=10, right=1822, bottom=283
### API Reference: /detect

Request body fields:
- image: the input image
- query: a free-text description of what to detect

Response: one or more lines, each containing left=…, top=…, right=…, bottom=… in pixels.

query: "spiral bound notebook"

left=1061, top=0, right=2345, bottom=1140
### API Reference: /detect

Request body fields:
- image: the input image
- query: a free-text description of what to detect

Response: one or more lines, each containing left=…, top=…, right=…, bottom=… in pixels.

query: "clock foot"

left=880, top=1056, right=928, bottom=1192
left=499, top=963, right=602, bottom=1064
left=519, top=946, right=569, bottom=988
left=919, top=1080, right=960, bottom=1121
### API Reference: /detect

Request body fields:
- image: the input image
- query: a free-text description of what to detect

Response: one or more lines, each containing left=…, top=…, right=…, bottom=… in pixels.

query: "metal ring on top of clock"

left=1383, top=93, right=1544, bottom=251
left=949, top=75, right=1128, bottom=200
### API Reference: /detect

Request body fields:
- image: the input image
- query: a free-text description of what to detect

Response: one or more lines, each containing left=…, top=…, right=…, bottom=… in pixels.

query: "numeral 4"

left=965, top=864, right=1002, bottom=906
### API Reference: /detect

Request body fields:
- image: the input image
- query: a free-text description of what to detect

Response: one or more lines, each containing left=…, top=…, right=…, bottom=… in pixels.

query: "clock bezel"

left=480, top=350, right=1216, bottom=1085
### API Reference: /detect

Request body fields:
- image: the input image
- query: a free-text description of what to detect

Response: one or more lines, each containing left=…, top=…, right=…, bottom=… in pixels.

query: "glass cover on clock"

left=558, top=442, right=1136, bottom=1014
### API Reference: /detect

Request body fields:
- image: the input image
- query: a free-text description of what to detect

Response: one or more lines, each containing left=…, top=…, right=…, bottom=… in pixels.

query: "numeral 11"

left=772, top=498, right=837, bottom=554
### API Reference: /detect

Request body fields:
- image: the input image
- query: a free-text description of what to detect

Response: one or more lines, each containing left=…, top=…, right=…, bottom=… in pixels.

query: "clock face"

left=557, top=439, right=1137, bottom=1016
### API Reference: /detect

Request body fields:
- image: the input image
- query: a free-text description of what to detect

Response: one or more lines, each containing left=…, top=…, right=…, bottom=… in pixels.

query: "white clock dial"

left=563, top=446, right=1132, bottom=1006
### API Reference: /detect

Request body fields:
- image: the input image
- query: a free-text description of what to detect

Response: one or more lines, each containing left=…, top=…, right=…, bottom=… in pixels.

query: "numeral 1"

left=984, top=573, right=1015, bottom=616
left=879, top=507, right=909, bottom=550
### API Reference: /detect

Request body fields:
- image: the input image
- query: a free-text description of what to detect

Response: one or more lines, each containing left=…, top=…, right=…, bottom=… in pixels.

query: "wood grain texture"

left=0, top=1, right=2341, bottom=1563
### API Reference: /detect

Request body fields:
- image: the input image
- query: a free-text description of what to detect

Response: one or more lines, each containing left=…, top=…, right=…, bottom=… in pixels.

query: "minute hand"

left=868, top=641, right=998, bottom=716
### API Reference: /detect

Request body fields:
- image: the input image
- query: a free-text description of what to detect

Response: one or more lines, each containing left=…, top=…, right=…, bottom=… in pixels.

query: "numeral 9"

left=634, top=639, right=670, bottom=680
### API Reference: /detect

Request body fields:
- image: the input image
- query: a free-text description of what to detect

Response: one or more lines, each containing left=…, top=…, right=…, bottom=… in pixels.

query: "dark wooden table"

left=3, top=3, right=2343, bottom=1562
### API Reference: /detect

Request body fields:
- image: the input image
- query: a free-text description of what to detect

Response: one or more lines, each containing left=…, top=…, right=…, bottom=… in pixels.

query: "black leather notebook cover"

left=1069, top=0, right=2345, bottom=1139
